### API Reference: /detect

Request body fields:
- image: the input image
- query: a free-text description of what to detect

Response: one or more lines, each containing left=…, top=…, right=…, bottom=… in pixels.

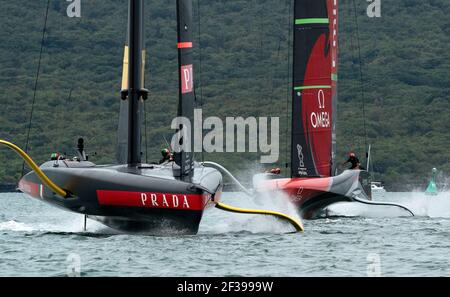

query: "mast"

left=121, top=0, right=147, bottom=166
left=331, top=0, right=338, bottom=176
left=174, top=0, right=195, bottom=178
left=290, top=0, right=338, bottom=178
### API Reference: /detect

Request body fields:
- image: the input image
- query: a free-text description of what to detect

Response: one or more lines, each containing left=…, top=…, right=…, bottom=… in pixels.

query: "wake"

left=200, top=191, right=302, bottom=234
left=0, top=218, right=113, bottom=234
left=327, top=192, right=450, bottom=218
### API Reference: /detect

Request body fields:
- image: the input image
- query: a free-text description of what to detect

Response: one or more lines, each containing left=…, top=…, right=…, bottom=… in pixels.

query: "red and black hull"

left=19, top=161, right=222, bottom=235
left=254, top=170, right=371, bottom=219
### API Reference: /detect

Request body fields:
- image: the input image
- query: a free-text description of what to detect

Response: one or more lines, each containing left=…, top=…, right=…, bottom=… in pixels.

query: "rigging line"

left=351, top=0, right=369, bottom=160
left=252, top=0, right=264, bottom=59
left=61, top=88, right=72, bottom=154
left=345, top=1, right=361, bottom=157
left=21, top=0, right=51, bottom=177
left=196, top=0, right=204, bottom=163
left=267, top=41, right=281, bottom=105
left=57, top=7, right=69, bottom=156
left=348, top=1, right=363, bottom=157
left=268, top=0, right=290, bottom=104
left=343, top=0, right=358, bottom=155
left=285, top=0, right=293, bottom=170
left=259, top=0, right=264, bottom=59
left=143, top=101, right=148, bottom=164
left=257, top=0, right=265, bottom=164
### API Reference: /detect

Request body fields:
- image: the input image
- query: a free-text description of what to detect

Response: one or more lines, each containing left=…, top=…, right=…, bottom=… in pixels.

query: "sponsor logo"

left=97, top=190, right=208, bottom=211
left=140, top=193, right=191, bottom=209
left=311, top=112, right=331, bottom=129
left=310, top=90, right=330, bottom=129
left=181, top=64, right=193, bottom=94
left=297, top=144, right=305, bottom=168
left=318, top=89, right=325, bottom=109
left=297, top=144, right=308, bottom=176
left=294, top=187, right=304, bottom=202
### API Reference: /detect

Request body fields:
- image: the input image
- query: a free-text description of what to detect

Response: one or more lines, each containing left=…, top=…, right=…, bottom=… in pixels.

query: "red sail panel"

left=302, top=34, right=332, bottom=177
left=291, top=0, right=338, bottom=178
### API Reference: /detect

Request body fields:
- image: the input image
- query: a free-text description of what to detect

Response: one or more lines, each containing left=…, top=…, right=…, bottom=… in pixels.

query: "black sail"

left=117, top=44, right=129, bottom=164
left=291, top=0, right=338, bottom=178
left=117, top=0, right=146, bottom=165
left=174, top=0, right=195, bottom=178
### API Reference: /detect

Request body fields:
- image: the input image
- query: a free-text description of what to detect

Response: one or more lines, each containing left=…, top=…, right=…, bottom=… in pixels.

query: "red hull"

left=254, top=170, right=371, bottom=219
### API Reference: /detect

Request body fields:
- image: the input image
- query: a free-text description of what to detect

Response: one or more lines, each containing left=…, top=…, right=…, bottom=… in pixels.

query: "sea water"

left=0, top=191, right=449, bottom=277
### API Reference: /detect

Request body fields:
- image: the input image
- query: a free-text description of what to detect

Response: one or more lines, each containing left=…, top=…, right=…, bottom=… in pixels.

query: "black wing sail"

left=117, top=45, right=129, bottom=164
left=174, top=0, right=195, bottom=178
left=117, top=0, right=146, bottom=165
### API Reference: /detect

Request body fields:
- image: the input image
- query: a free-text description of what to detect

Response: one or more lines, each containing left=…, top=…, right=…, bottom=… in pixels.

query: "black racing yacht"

left=17, top=0, right=223, bottom=235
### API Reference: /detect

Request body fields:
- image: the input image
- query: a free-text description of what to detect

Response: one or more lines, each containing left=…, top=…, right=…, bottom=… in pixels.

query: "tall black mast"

left=174, top=0, right=195, bottom=178
left=125, top=0, right=147, bottom=165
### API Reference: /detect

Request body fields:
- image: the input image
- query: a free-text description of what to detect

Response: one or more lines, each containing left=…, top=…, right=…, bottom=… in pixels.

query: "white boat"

left=371, top=182, right=386, bottom=193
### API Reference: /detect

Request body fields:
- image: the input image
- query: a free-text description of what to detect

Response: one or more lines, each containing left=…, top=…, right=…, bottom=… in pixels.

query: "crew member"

left=159, top=148, right=173, bottom=164
left=344, top=152, right=361, bottom=170
left=77, top=138, right=88, bottom=161
left=266, top=168, right=281, bottom=175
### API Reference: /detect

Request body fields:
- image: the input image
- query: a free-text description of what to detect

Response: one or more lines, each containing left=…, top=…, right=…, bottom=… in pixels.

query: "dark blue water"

left=1, top=192, right=450, bottom=276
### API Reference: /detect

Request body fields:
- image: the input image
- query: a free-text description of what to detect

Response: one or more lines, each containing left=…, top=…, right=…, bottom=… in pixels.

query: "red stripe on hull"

left=259, top=177, right=331, bottom=192
left=97, top=190, right=210, bottom=211
left=18, top=179, right=41, bottom=199
left=258, top=177, right=332, bottom=206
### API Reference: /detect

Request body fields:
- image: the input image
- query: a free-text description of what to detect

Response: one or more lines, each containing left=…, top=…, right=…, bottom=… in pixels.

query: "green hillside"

left=0, top=0, right=449, bottom=190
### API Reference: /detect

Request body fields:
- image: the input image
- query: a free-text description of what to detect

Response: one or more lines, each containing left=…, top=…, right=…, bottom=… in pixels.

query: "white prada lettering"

left=138, top=193, right=193, bottom=209
left=141, top=193, right=148, bottom=206
left=151, top=194, right=158, bottom=206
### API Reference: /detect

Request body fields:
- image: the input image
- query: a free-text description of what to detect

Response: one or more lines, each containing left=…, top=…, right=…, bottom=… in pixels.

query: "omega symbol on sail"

left=318, top=90, right=325, bottom=109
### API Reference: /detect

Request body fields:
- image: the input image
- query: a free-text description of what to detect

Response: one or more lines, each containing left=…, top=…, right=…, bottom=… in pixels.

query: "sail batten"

left=294, top=85, right=332, bottom=90
left=295, top=18, right=329, bottom=25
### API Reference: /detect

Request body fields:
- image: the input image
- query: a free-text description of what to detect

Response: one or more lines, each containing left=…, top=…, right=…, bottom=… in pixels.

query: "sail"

left=291, top=0, right=338, bottom=178
left=117, top=0, right=146, bottom=164
left=173, top=0, right=195, bottom=177
left=117, top=45, right=130, bottom=164
left=117, top=45, right=146, bottom=164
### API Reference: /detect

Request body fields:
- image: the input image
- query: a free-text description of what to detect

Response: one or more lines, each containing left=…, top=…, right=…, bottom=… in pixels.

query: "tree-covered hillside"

left=0, top=0, right=449, bottom=190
